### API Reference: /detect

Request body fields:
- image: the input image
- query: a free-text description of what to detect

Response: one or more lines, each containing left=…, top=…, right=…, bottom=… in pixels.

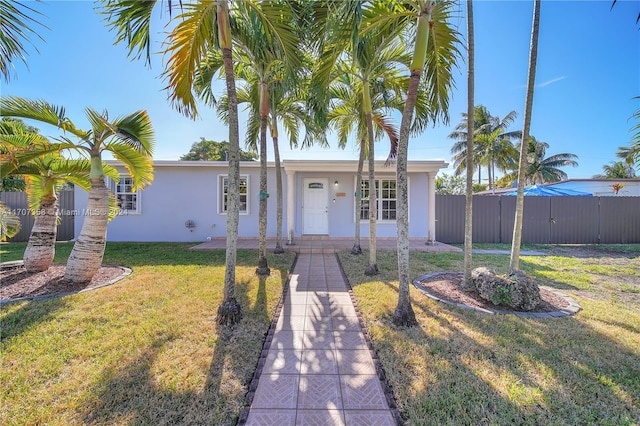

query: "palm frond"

left=0, top=96, right=86, bottom=137
left=99, top=0, right=162, bottom=65
left=110, top=109, right=156, bottom=155
left=161, top=1, right=218, bottom=119
left=103, top=140, right=154, bottom=190
left=0, top=201, right=21, bottom=240
left=0, top=0, right=48, bottom=82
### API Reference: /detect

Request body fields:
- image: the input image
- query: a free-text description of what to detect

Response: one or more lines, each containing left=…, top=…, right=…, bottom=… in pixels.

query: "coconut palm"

left=523, top=137, right=578, bottom=184
left=0, top=0, right=47, bottom=82
left=365, top=0, right=462, bottom=326
left=510, top=0, right=541, bottom=274
left=594, top=160, right=637, bottom=179
left=102, top=0, right=298, bottom=325
left=450, top=106, right=521, bottom=189
left=0, top=96, right=154, bottom=283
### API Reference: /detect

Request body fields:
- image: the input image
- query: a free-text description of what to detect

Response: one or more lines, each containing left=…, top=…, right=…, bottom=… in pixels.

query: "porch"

left=191, top=236, right=461, bottom=254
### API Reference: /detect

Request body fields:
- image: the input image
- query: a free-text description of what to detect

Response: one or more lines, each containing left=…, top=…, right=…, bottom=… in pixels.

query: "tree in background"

left=449, top=105, right=520, bottom=190
left=593, top=160, right=637, bottom=179
left=435, top=173, right=465, bottom=195
left=179, top=138, right=257, bottom=161
left=522, top=136, right=578, bottom=184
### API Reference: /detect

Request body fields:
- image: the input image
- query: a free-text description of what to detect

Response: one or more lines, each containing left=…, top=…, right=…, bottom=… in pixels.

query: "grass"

left=0, top=242, right=296, bottom=426
left=337, top=246, right=640, bottom=425
left=2, top=242, right=639, bottom=424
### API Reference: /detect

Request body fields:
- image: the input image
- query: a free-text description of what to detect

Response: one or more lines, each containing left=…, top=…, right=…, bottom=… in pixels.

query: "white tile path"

left=240, top=252, right=400, bottom=426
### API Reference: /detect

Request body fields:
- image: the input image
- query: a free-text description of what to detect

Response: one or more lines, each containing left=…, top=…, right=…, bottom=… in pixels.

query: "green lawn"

left=338, top=246, right=640, bottom=425
left=2, top=243, right=639, bottom=425
left=0, top=242, right=295, bottom=426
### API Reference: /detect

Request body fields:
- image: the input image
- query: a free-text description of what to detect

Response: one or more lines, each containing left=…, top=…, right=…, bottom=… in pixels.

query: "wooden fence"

left=1, top=191, right=75, bottom=242
left=436, top=195, right=640, bottom=244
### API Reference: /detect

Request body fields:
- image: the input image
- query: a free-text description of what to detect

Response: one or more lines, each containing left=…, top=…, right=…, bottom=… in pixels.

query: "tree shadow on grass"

left=82, top=254, right=294, bottom=425
left=0, top=298, right=68, bottom=343
left=352, top=273, right=640, bottom=424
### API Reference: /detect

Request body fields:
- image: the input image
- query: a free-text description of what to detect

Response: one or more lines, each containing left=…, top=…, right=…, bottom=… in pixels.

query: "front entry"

left=303, top=178, right=329, bottom=234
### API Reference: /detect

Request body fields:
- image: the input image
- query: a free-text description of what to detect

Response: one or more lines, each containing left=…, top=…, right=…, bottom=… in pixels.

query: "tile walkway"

left=239, top=252, right=401, bottom=426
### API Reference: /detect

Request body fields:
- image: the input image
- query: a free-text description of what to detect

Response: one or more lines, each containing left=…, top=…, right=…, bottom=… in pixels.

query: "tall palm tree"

left=523, top=136, right=578, bottom=184
left=594, top=160, right=637, bottom=179
left=101, top=0, right=298, bottom=325
left=366, top=0, right=462, bottom=326
left=0, top=96, right=154, bottom=283
left=193, top=5, right=299, bottom=272
left=0, top=0, right=47, bottom=82
left=462, top=0, right=475, bottom=291
left=510, top=0, right=541, bottom=274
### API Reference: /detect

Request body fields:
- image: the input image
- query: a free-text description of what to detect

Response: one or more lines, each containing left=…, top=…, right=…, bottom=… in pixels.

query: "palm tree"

left=617, top=101, right=640, bottom=169
left=524, top=137, right=578, bottom=184
left=0, top=96, right=154, bottom=283
left=593, top=160, right=637, bottom=179
left=366, top=0, right=462, bottom=326
left=101, top=0, right=298, bottom=325
left=510, top=0, right=541, bottom=274
left=327, top=70, right=403, bottom=258
left=193, top=5, right=299, bottom=272
left=450, top=106, right=520, bottom=189
left=0, top=119, right=116, bottom=272
left=462, top=0, right=475, bottom=291
left=0, top=0, right=47, bottom=82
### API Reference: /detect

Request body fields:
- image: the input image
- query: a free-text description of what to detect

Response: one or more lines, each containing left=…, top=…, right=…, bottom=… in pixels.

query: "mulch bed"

left=1, top=265, right=127, bottom=301
left=417, top=272, right=570, bottom=313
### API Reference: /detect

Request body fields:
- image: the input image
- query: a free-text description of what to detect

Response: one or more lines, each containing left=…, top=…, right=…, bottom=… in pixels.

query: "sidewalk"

left=240, top=252, right=400, bottom=425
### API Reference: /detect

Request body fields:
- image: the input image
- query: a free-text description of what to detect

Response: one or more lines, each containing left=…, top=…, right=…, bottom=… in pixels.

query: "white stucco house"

left=73, top=159, right=447, bottom=243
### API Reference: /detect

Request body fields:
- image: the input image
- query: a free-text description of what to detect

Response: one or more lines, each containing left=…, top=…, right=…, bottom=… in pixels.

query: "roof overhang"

left=106, top=159, right=448, bottom=173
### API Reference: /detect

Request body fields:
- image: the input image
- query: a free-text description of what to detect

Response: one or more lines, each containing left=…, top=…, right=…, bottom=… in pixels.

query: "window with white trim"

left=358, top=178, right=397, bottom=221
left=219, top=175, right=249, bottom=214
left=110, top=176, right=141, bottom=214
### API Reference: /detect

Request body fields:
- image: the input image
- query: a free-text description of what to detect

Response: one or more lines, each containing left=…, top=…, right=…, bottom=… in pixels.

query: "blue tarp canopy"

left=505, top=185, right=592, bottom=196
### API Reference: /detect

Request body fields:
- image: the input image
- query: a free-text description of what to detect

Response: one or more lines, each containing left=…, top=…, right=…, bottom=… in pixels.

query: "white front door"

left=303, top=178, right=329, bottom=234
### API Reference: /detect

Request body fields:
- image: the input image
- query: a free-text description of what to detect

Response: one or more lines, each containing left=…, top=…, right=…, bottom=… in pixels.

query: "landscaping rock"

left=471, top=267, right=541, bottom=311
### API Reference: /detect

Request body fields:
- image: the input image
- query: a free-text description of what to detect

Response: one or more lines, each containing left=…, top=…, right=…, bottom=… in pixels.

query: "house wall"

left=292, top=171, right=429, bottom=238
left=75, top=163, right=286, bottom=242
left=74, top=163, right=435, bottom=242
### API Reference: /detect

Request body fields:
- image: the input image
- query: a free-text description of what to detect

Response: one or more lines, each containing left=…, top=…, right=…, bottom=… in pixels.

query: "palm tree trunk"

left=351, top=138, right=365, bottom=255
left=364, top=96, right=378, bottom=275
left=510, top=0, right=541, bottom=274
left=64, top=177, right=109, bottom=283
left=393, top=2, right=434, bottom=327
left=256, top=81, right=270, bottom=276
left=462, top=0, right=475, bottom=291
left=23, top=195, right=58, bottom=273
left=217, top=0, right=242, bottom=325
left=272, top=130, right=285, bottom=254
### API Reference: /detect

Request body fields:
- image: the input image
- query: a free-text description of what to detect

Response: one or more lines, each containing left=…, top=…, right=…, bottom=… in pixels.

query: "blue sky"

left=3, top=0, right=639, bottom=180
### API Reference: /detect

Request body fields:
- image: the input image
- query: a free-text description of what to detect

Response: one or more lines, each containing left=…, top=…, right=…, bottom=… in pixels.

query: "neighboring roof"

left=504, top=185, right=592, bottom=196
left=545, top=178, right=640, bottom=184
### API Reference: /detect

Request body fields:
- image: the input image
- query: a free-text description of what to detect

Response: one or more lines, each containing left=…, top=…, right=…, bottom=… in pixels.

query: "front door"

left=303, top=178, right=329, bottom=234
